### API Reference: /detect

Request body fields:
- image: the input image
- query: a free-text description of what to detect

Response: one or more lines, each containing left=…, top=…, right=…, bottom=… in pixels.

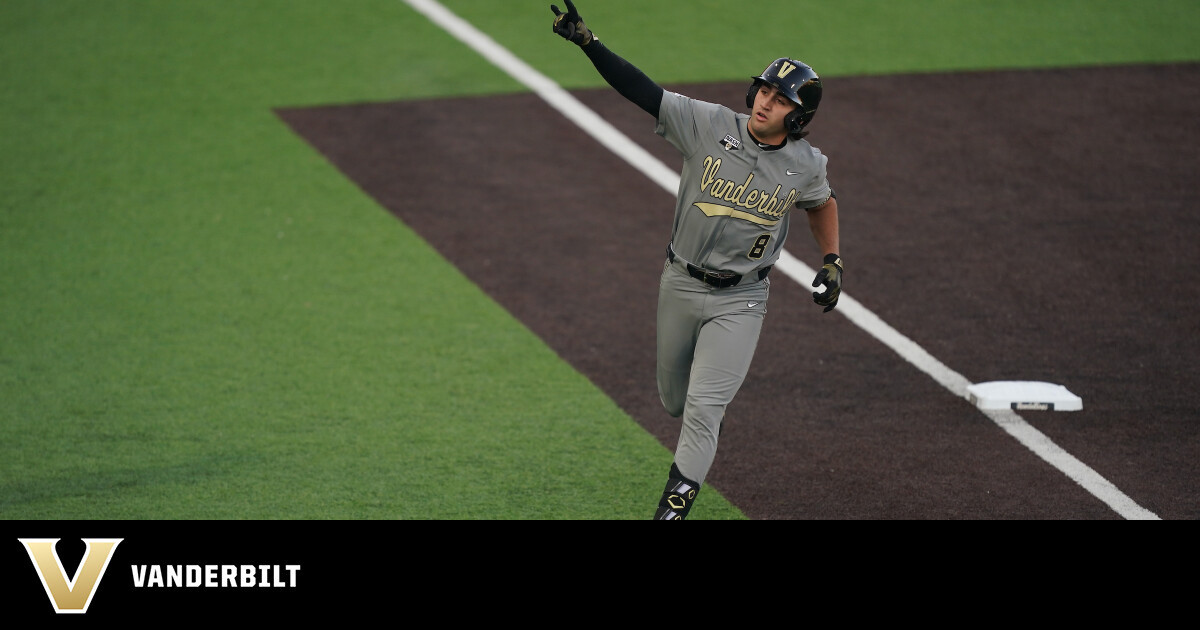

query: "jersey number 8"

left=748, top=234, right=771, bottom=260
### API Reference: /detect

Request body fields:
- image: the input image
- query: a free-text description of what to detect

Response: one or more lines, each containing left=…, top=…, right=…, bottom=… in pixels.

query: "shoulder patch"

left=720, top=134, right=741, bottom=151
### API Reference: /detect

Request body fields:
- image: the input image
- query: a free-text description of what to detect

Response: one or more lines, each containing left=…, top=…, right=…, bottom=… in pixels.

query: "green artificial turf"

left=480, top=0, right=1200, bottom=86
left=2, top=0, right=1197, bottom=520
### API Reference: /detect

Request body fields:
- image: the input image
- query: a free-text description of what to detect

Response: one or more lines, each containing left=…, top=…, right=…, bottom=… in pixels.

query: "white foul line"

left=403, top=0, right=1159, bottom=520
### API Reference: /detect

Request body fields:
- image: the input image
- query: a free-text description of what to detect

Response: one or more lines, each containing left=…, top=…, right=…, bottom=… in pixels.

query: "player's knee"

left=657, top=380, right=687, bottom=417
left=660, top=395, right=685, bottom=418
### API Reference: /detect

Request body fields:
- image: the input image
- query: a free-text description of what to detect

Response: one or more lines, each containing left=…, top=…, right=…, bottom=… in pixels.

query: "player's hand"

left=812, top=254, right=842, bottom=313
left=551, top=0, right=594, bottom=46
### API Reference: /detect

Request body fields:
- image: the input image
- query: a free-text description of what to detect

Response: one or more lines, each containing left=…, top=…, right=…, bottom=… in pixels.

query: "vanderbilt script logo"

left=694, top=155, right=798, bottom=227
left=19, top=538, right=123, bottom=614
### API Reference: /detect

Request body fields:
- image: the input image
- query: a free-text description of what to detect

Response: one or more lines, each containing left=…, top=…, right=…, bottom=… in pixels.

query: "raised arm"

left=551, top=1, right=664, bottom=117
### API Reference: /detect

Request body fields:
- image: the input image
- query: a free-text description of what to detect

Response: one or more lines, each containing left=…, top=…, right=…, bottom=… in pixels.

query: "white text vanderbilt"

left=131, top=564, right=301, bottom=588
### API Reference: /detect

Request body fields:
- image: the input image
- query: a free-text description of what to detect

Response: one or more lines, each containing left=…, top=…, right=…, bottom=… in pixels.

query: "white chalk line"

left=403, top=0, right=1159, bottom=520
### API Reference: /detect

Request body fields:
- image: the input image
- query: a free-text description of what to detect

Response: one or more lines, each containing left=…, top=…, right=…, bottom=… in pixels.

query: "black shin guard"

left=653, top=463, right=701, bottom=520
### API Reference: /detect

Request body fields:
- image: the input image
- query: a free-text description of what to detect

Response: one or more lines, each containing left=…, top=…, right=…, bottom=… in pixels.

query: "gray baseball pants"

left=656, top=256, right=770, bottom=485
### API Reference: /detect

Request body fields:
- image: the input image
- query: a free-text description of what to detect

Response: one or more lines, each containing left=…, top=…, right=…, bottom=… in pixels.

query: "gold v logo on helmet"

left=778, top=62, right=797, bottom=77
left=19, top=538, right=123, bottom=614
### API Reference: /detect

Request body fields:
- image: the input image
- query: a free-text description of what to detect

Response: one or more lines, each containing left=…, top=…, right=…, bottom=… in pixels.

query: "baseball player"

left=551, top=1, right=842, bottom=520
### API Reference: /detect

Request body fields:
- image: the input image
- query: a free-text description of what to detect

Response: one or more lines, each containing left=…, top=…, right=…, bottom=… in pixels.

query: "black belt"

left=666, top=246, right=771, bottom=288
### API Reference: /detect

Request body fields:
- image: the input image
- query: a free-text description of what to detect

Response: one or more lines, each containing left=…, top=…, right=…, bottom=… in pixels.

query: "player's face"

left=749, top=83, right=796, bottom=144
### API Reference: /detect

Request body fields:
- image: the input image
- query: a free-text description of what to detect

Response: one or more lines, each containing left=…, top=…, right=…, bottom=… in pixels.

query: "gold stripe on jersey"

left=692, top=203, right=782, bottom=226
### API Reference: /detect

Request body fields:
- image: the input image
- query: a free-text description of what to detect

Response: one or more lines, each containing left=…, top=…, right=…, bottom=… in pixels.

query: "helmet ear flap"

left=784, top=108, right=810, bottom=139
left=745, top=80, right=760, bottom=108
left=783, top=109, right=802, bottom=137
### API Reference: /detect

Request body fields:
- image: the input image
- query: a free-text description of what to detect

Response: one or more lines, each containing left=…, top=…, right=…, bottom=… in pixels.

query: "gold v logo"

left=778, top=62, right=797, bottom=77
left=19, top=538, right=123, bottom=614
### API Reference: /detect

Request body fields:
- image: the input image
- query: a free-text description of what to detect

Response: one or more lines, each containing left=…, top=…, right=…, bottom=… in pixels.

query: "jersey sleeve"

left=794, top=145, right=834, bottom=209
left=655, top=91, right=717, bottom=159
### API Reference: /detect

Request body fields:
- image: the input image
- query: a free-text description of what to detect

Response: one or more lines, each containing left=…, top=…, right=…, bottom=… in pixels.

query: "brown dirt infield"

left=278, top=63, right=1200, bottom=519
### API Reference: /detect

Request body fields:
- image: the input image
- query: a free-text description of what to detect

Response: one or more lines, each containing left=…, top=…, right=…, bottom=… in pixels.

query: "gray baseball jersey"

left=656, top=91, right=832, bottom=275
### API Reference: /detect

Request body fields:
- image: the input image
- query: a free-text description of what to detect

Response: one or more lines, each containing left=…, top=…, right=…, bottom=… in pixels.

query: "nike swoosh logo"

left=786, top=170, right=801, bottom=176
left=747, top=302, right=760, bottom=308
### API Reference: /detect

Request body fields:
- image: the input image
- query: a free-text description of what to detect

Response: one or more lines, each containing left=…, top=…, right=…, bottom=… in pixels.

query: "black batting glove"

left=812, top=253, right=843, bottom=313
left=551, top=0, right=594, bottom=46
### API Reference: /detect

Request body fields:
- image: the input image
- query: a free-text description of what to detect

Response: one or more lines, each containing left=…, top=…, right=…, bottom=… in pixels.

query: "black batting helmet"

left=746, top=58, right=822, bottom=138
